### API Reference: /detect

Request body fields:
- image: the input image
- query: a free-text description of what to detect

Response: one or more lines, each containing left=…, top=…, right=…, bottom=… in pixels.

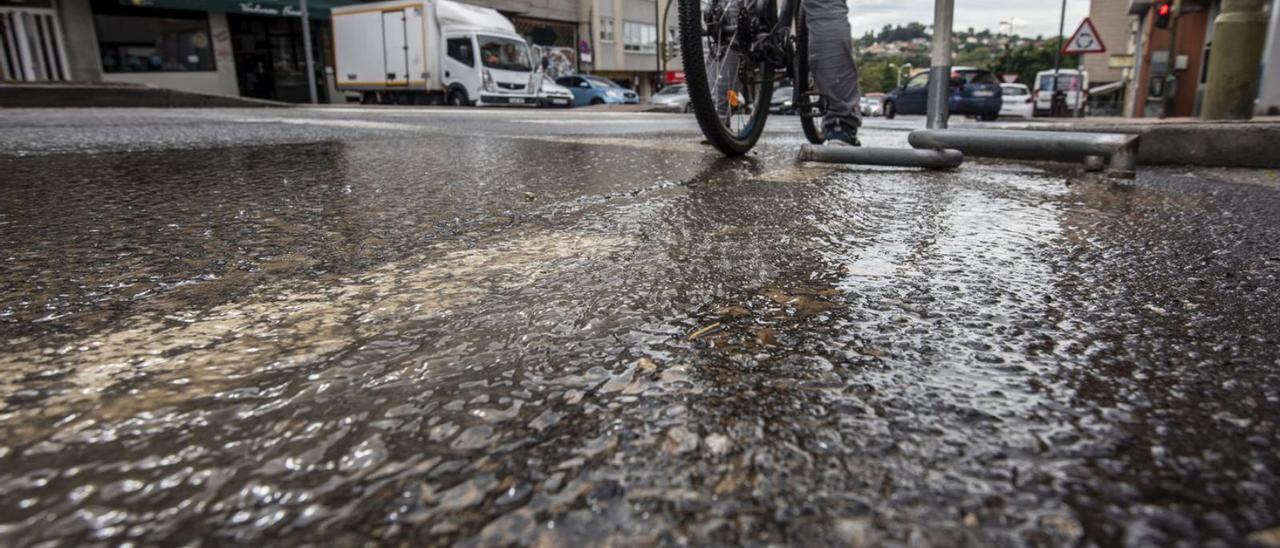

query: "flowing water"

left=1, top=114, right=1278, bottom=546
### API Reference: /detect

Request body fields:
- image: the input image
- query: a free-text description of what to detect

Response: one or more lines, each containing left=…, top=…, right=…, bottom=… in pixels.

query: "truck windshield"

left=478, top=36, right=532, bottom=72
left=1039, top=74, right=1082, bottom=91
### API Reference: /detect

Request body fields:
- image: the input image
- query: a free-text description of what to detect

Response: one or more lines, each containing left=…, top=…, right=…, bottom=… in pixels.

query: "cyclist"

left=707, top=0, right=862, bottom=147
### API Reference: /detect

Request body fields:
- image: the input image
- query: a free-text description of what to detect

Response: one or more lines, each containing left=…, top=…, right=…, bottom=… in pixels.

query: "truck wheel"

left=448, top=89, right=470, bottom=107
left=884, top=101, right=896, bottom=119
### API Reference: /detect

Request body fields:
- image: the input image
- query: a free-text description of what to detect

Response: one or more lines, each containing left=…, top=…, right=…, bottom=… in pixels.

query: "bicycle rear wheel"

left=679, top=0, right=775, bottom=156
left=794, top=4, right=825, bottom=144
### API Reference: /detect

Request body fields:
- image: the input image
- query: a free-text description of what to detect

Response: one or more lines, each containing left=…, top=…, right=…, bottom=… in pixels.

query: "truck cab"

left=436, top=1, right=539, bottom=106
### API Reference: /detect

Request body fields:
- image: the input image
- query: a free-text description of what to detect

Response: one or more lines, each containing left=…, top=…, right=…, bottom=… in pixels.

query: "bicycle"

left=678, top=0, right=826, bottom=155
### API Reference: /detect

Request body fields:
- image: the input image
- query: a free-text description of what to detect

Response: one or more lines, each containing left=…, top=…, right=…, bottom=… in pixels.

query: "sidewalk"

left=0, top=82, right=287, bottom=108
left=1004, top=116, right=1280, bottom=169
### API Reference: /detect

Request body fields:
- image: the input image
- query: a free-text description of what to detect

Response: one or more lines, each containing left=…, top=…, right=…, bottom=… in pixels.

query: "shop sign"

left=238, top=2, right=303, bottom=16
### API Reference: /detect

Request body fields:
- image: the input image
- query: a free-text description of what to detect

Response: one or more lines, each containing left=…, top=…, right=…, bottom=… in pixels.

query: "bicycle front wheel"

left=679, top=0, right=775, bottom=156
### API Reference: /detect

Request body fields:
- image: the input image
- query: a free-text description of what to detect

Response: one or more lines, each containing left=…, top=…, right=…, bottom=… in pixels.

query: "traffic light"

left=1155, top=2, right=1172, bottom=29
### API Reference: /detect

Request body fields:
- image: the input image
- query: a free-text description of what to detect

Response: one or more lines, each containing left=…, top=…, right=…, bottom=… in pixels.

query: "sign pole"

left=300, top=0, right=318, bottom=104
left=1052, top=0, right=1066, bottom=116
left=1060, top=19, right=1108, bottom=118
left=926, top=0, right=955, bottom=129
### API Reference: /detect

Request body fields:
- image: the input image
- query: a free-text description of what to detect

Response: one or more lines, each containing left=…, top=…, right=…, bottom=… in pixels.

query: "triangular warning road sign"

left=1063, top=18, right=1107, bottom=54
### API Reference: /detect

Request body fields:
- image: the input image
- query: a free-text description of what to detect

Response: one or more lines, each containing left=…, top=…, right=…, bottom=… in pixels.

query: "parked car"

left=1033, top=69, right=1088, bottom=116
left=554, top=74, right=639, bottom=106
left=999, top=83, right=1034, bottom=119
left=649, top=84, right=690, bottom=112
left=860, top=96, right=883, bottom=116
left=883, top=67, right=1003, bottom=121
left=538, top=76, right=574, bottom=107
left=769, top=86, right=794, bottom=114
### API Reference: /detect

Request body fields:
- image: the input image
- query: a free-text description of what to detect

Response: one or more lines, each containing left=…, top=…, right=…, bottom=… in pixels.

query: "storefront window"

left=91, top=0, right=215, bottom=73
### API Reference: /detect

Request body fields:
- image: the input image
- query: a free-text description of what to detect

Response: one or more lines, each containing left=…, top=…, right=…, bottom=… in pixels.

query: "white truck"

left=1033, top=69, right=1089, bottom=116
left=332, top=0, right=540, bottom=106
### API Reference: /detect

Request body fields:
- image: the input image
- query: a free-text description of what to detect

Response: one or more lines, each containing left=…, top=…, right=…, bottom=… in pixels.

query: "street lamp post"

left=889, top=63, right=913, bottom=87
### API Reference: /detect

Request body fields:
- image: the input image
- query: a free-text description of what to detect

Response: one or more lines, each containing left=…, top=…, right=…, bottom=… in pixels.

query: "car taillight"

left=1025, top=96, right=1033, bottom=104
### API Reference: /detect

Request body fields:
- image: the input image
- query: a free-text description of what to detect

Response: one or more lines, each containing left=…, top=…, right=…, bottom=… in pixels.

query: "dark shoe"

left=825, top=124, right=861, bottom=147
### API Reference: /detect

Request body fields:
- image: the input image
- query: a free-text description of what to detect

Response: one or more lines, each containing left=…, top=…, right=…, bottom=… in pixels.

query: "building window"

left=91, top=0, right=215, bottom=73
left=599, top=17, right=614, bottom=43
left=623, top=21, right=656, bottom=53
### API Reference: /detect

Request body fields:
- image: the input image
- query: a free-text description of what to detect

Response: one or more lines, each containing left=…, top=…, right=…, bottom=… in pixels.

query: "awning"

left=1089, top=80, right=1126, bottom=96
left=120, top=0, right=361, bottom=18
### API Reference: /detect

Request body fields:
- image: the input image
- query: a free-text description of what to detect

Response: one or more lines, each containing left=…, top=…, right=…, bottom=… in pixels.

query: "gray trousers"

left=709, top=0, right=861, bottom=132
left=805, top=0, right=861, bottom=131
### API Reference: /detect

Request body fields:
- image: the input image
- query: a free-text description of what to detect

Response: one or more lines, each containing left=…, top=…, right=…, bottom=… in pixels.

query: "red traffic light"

left=1155, top=2, right=1173, bottom=28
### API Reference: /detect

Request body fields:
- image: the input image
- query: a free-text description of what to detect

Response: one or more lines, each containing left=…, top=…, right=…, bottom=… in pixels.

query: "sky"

left=848, top=0, right=1092, bottom=40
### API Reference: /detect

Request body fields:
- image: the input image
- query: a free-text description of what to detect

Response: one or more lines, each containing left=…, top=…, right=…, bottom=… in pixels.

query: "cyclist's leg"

left=805, top=0, right=861, bottom=132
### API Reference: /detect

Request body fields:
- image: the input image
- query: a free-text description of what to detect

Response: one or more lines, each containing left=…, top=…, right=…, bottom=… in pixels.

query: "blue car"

left=554, top=75, right=640, bottom=106
left=883, top=67, right=1003, bottom=121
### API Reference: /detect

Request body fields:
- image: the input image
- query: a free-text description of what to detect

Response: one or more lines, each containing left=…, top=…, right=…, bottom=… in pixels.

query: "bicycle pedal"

left=798, top=92, right=825, bottom=118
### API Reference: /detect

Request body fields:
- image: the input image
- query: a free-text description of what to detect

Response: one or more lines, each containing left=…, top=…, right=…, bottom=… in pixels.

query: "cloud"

left=848, top=0, right=1092, bottom=39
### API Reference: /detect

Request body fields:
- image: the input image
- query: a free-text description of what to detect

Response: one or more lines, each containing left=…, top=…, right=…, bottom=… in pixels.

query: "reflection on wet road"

left=1, top=108, right=1278, bottom=546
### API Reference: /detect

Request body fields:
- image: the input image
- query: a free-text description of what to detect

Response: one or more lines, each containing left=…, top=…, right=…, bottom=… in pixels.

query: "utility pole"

left=300, top=0, right=318, bottom=104
left=925, top=0, right=954, bottom=129
left=1051, top=0, right=1066, bottom=116
left=1160, top=0, right=1183, bottom=117
left=1201, top=0, right=1268, bottom=119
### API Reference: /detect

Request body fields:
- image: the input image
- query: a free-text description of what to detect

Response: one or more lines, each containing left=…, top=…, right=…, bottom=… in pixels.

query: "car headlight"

left=784, top=100, right=792, bottom=107
left=606, top=89, right=624, bottom=99
left=482, top=70, right=495, bottom=92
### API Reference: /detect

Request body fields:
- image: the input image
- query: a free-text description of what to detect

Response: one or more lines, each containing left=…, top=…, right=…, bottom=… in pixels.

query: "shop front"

left=83, top=0, right=351, bottom=102
left=225, top=11, right=330, bottom=102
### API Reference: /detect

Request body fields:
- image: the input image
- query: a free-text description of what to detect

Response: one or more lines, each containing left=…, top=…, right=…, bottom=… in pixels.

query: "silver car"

left=859, top=97, right=883, bottom=117
left=538, top=76, right=575, bottom=108
left=649, top=84, right=691, bottom=112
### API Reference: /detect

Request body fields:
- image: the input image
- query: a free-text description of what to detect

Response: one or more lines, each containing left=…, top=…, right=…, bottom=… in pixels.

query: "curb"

left=0, top=84, right=290, bottom=108
left=1023, top=121, right=1280, bottom=169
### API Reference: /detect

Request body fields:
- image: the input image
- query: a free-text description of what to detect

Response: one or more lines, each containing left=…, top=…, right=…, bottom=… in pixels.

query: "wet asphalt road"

left=2, top=107, right=1279, bottom=547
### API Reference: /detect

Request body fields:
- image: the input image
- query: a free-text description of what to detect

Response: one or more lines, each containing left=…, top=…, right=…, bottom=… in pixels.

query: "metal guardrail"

left=908, top=128, right=1140, bottom=178
left=798, top=145, right=964, bottom=169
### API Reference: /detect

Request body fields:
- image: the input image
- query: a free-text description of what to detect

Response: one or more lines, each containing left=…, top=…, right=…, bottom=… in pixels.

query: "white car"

left=649, top=83, right=691, bottom=112
left=538, top=76, right=574, bottom=107
left=999, top=83, right=1034, bottom=119
left=860, top=97, right=883, bottom=117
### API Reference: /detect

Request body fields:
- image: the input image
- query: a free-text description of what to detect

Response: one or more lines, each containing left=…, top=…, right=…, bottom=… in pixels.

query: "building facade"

left=1083, top=0, right=1133, bottom=85
left=579, top=0, right=660, bottom=97
left=3, top=0, right=683, bottom=101
left=4, top=0, right=587, bottom=102
left=4, top=0, right=342, bottom=102
left=1125, top=0, right=1278, bottom=118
